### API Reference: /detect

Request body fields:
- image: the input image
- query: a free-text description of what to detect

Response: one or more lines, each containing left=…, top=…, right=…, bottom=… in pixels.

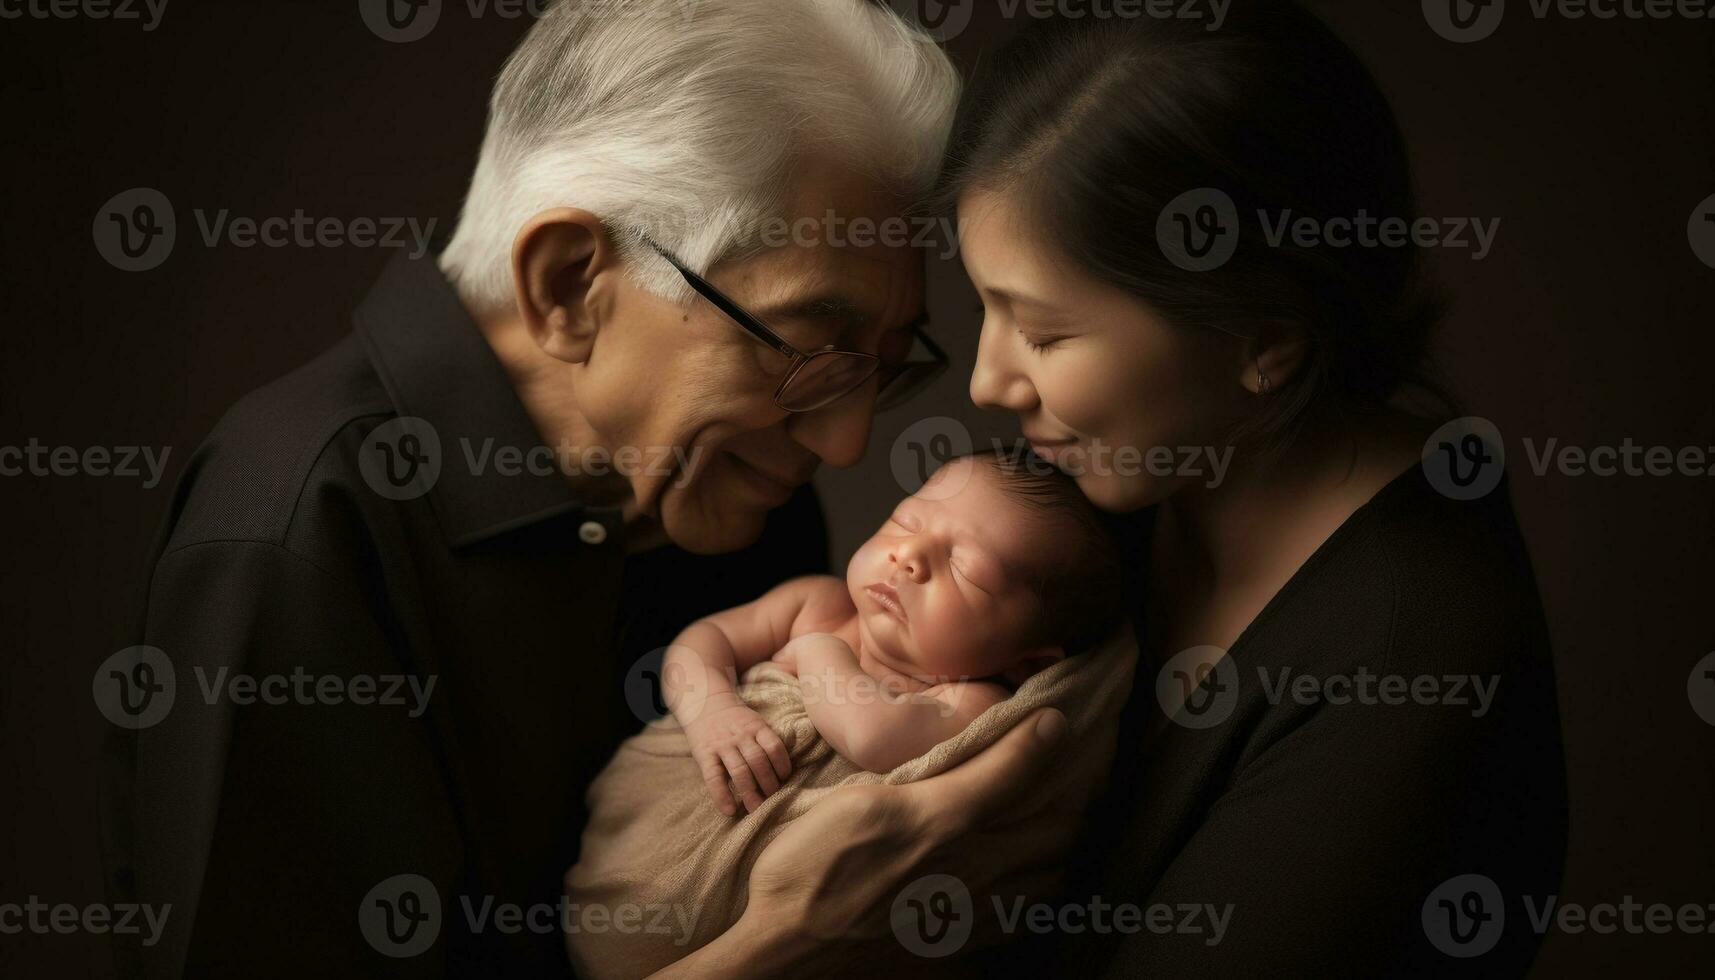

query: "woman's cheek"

left=1035, top=343, right=1133, bottom=442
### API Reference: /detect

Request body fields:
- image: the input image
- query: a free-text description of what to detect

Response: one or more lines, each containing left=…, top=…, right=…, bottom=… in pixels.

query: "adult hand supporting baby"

left=647, top=707, right=1071, bottom=979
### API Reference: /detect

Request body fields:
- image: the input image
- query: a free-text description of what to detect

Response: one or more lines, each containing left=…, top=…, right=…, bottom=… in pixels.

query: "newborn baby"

left=564, top=451, right=1130, bottom=978
left=664, top=449, right=1124, bottom=812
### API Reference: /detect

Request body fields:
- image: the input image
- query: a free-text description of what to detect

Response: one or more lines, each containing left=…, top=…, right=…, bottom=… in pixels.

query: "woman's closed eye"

left=1020, top=330, right=1066, bottom=354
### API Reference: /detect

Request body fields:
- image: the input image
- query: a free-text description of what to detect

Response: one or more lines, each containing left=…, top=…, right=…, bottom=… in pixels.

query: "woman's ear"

left=1242, top=321, right=1311, bottom=394
left=509, top=208, right=621, bottom=364
left=1002, top=645, right=1065, bottom=687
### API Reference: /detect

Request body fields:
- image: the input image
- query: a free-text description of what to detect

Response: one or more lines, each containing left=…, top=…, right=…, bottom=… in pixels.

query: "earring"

left=1257, top=363, right=1272, bottom=395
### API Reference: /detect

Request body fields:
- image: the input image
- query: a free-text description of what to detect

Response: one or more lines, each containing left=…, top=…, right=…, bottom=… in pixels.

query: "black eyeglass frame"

left=639, top=235, right=948, bottom=413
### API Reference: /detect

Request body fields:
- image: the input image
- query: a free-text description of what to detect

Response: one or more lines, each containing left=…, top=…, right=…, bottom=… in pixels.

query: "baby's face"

left=846, top=458, right=1065, bottom=682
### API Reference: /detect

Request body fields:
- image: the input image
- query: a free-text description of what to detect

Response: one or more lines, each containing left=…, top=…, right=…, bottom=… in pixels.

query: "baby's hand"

left=683, top=694, right=792, bottom=816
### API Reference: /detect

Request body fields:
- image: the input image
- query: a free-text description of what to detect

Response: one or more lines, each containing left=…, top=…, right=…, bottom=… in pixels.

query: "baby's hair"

left=947, top=449, right=1128, bottom=656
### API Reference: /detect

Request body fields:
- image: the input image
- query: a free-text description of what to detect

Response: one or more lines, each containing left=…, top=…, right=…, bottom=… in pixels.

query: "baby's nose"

left=889, top=549, right=929, bottom=583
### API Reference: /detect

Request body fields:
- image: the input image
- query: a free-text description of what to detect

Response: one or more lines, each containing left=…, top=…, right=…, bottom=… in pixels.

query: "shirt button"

left=578, top=521, right=608, bottom=546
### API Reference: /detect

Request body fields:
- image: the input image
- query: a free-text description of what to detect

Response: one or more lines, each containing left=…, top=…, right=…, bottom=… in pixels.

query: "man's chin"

left=657, top=485, right=771, bottom=556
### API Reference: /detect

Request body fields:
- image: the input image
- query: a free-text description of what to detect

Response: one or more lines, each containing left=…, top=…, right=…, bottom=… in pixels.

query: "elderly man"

left=102, top=2, right=1067, bottom=978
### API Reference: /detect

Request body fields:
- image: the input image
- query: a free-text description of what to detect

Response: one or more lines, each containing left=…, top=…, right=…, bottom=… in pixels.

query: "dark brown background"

left=2, top=1, right=1711, bottom=976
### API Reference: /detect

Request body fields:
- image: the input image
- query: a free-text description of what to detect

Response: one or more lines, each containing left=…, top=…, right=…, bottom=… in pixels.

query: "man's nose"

left=888, top=542, right=929, bottom=583
left=968, top=323, right=1037, bottom=412
left=785, top=383, right=876, bottom=469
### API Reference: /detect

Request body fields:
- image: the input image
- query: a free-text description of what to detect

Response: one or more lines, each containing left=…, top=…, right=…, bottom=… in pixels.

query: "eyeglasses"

left=641, top=235, right=948, bottom=413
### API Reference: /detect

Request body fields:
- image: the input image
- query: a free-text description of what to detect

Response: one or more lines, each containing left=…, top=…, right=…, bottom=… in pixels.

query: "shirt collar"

left=354, top=250, right=609, bottom=548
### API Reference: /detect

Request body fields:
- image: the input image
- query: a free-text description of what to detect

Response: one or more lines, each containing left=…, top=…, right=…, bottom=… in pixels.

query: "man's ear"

left=1002, top=644, right=1065, bottom=687
left=509, top=208, right=622, bottom=364
left=1241, top=321, right=1311, bottom=394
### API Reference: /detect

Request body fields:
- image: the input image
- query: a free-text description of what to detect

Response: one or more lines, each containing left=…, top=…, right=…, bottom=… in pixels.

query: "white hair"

left=439, top=0, right=961, bottom=313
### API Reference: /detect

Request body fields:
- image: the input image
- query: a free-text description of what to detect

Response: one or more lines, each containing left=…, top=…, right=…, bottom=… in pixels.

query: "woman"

left=666, top=3, right=1567, bottom=976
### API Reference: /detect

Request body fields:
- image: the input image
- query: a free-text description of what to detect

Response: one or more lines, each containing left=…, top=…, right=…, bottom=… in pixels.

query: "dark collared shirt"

left=102, top=252, right=828, bottom=979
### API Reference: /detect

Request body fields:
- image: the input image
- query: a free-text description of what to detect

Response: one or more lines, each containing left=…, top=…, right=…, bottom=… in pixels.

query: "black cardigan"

left=1007, top=466, right=1568, bottom=977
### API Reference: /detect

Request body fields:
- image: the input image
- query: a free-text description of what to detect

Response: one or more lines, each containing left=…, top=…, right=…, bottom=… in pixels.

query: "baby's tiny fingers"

left=698, top=753, right=737, bottom=817
left=720, top=747, right=764, bottom=813
left=757, top=727, right=791, bottom=781
left=740, top=740, right=780, bottom=796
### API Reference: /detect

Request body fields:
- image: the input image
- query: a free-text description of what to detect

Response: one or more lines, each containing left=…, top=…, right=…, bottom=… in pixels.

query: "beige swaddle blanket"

left=564, top=627, right=1138, bottom=979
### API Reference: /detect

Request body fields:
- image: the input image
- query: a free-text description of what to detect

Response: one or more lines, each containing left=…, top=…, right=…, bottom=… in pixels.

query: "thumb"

left=903, top=707, right=1068, bottom=839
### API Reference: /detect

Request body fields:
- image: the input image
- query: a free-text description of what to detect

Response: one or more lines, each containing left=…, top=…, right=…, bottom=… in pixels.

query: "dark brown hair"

left=941, top=0, right=1448, bottom=450
left=961, top=449, right=1126, bottom=656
